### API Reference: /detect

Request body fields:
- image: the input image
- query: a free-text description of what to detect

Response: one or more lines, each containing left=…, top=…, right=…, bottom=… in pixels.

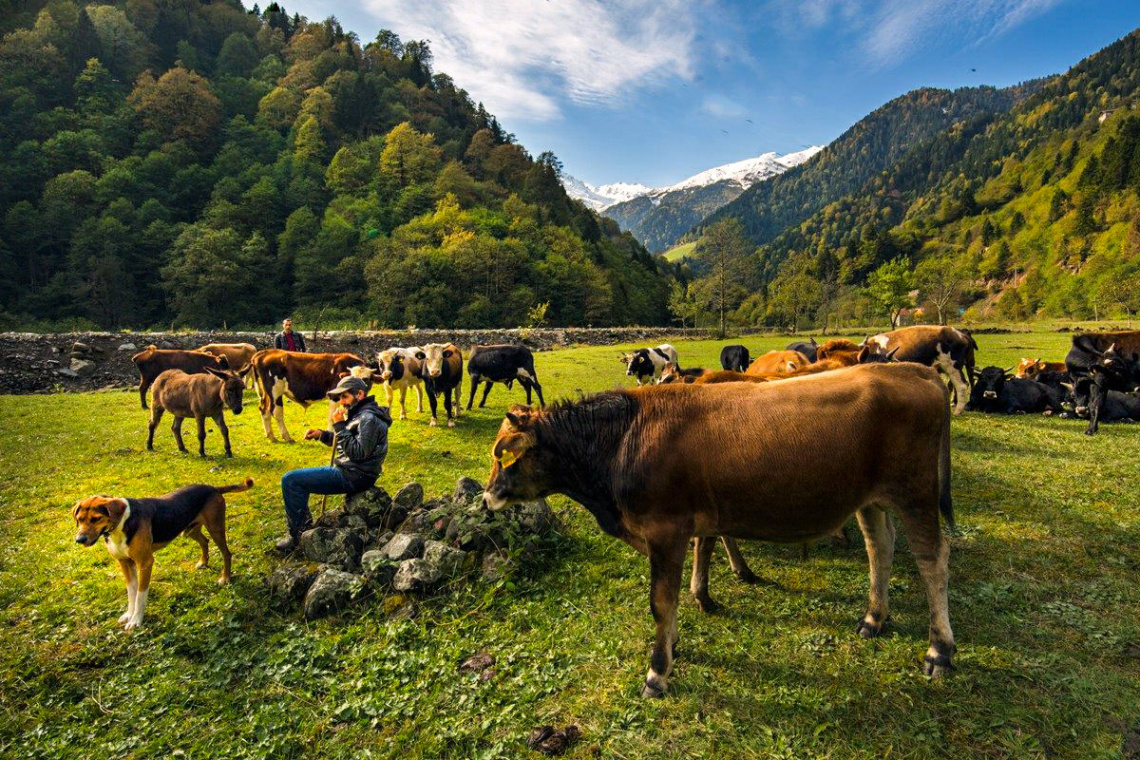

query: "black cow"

left=785, top=338, right=818, bottom=363
left=719, top=345, right=751, bottom=373
left=967, top=366, right=1063, bottom=414
left=1063, top=376, right=1140, bottom=423
left=467, top=344, right=545, bottom=409
left=1082, top=344, right=1140, bottom=435
left=1064, top=331, right=1140, bottom=377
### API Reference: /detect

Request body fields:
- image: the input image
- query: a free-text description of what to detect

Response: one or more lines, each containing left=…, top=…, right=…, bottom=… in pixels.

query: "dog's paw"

left=118, top=612, right=131, bottom=625
left=123, top=618, right=141, bottom=631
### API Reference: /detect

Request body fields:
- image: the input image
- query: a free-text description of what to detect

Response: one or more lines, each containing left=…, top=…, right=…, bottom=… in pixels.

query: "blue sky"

left=287, top=0, right=1140, bottom=187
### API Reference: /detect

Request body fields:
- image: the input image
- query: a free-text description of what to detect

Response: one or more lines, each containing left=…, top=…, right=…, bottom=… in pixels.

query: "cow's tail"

left=216, top=477, right=255, bottom=494
left=938, top=386, right=956, bottom=534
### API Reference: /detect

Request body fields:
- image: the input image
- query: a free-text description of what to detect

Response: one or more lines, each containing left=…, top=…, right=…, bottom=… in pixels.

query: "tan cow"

left=198, top=343, right=258, bottom=386
left=745, top=349, right=811, bottom=375
left=415, top=343, right=463, bottom=427
left=1015, top=358, right=1066, bottom=379
left=482, top=363, right=956, bottom=697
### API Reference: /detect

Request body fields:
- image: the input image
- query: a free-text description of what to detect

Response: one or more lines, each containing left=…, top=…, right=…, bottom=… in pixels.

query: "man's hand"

left=331, top=406, right=347, bottom=424
left=303, top=428, right=323, bottom=441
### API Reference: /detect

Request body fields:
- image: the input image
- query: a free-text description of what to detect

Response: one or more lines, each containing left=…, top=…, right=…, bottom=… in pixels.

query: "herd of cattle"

left=126, top=325, right=1140, bottom=457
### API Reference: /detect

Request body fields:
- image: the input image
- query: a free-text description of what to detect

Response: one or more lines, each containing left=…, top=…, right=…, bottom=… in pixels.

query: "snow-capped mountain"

left=563, top=147, right=823, bottom=252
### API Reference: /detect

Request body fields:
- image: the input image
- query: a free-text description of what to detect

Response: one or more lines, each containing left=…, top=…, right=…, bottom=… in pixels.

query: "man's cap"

left=327, top=375, right=368, bottom=399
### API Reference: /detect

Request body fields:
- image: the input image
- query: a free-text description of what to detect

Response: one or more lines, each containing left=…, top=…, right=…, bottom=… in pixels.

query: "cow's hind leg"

left=642, top=533, right=687, bottom=698
left=147, top=406, right=164, bottom=450
left=690, top=536, right=719, bottom=613
left=467, top=375, right=480, bottom=410
left=897, top=505, right=955, bottom=677
left=855, top=506, right=895, bottom=638
left=480, top=381, right=494, bottom=408
left=721, top=536, right=757, bottom=583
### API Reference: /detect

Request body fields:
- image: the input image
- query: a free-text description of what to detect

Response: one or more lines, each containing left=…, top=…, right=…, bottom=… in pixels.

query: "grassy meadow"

left=1, top=331, right=1138, bottom=759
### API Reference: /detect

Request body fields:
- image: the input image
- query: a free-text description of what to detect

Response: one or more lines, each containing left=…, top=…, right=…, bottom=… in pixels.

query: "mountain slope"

left=576, top=148, right=820, bottom=252
left=700, top=85, right=1040, bottom=250
left=0, top=1, right=672, bottom=328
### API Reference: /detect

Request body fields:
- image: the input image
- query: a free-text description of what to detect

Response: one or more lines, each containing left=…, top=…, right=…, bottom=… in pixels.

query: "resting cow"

left=131, top=346, right=230, bottom=410
left=467, top=344, right=545, bottom=409
left=1063, top=377, right=1140, bottom=423
left=966, top=366, right=1064, bottom=415
left=375, top=347, right=425, bottom=420
left=863, top=326, right=977, bottom=414
left=622, top=344, right=679, bottom=385
left=249, top=350, right=365, bottom=442
left=1015, top=358, right=1066, bottom=379
left=719, top=345, right=751, bottom=373
left=745, top=349, right=810, bottom=375
left=482, top=363, right=957, bottom=697
left=415, top=343, right=464, bottom=427
left=657, top=362, right=707, bottom=384
left=785, top=338, right=818, bottom=362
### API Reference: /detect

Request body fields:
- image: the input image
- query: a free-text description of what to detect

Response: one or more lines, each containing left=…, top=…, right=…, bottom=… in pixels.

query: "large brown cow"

left=198, top=343, right=258, bottom=375
left=864, top=325, right=977, bottom=414
left=250, top=350, right=365, bottom=442
left=745, top=349, right=810, bottom=375
left=131, top=346, right=229, bottom=410
left=482, top=363, right=956, bottom=697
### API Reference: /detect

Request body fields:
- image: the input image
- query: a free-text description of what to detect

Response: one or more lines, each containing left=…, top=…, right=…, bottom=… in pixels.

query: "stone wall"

left=0, top=327, right=754, bottom=394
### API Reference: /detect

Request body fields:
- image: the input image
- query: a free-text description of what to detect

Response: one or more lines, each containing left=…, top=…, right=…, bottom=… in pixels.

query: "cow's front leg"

left=426, top=389, right=439, bottom=427
left=443, top=388, right=456, bottom=428
left=274, top=400, right=293, bottom=442
left=259, top=400, right=278, bottom=442
left=398, top=386, right=409, bottom=420
left=642, top=534, right=687, bottom=698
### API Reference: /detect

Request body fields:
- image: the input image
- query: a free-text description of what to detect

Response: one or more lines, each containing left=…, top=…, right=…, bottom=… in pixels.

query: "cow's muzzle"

left=982, top=390, right=997, bottom=399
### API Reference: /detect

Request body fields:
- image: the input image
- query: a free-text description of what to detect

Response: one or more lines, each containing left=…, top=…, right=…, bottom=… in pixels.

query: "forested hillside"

left=699, top=85, right=1038, bottom=249
left=0, top=0, right=672, bottom=329
left=743, top=28, right=1140, bottom=323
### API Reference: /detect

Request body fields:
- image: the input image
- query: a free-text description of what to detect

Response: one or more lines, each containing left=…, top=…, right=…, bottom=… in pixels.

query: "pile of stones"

left=265, top=476, right=556, bottom=620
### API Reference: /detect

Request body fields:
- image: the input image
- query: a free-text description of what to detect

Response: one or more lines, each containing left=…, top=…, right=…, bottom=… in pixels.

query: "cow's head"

left=624, top=349, right=654, bottom=378
left=376, top=348, right=406, bottom=382
left=417, top=344, right=453, bottom=379
left=483, top=405, right=552, bottom=510
left=973, top=366, right=1012, bottom=402
left=71, top=496, right=128, bottom=546
left=1062, top=378, right=1092, bottom=417
left=856, top=345, right=898, bottom=364
left=658, top=362, right=682, bottom=384
left=1096, top=343, right=1134, bottom=378
left=206, top=367, right=245, bottom=414
left=1015, top=358, right=1041, bottom=378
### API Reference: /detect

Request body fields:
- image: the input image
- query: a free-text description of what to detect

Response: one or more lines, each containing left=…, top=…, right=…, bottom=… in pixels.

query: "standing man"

left=276, top=375, right=391, bottom=552
left=275, top=317, right=307, bottom=352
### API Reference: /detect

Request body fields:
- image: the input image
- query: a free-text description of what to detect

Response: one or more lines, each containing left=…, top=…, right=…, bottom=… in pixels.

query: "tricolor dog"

left=621, top=344, right=679, bottom=385
left=71, top=478, right=254, bottom=630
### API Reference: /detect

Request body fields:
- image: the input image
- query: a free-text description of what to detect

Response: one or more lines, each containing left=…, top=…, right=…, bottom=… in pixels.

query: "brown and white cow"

left=863, top=325, right=977, bottom=414
left=249, top=350, right=365, bottom=442
left=745, top=349, right=810, bottom=376
left=375, top=347, right=425, bottom=420
left=131, top=346, right=230, bottom=410
left=482, top=363, right=956, bottom=697
left=414, top=343, right=463, bottom=427
left=1014, top=358, right=1066, bottom=379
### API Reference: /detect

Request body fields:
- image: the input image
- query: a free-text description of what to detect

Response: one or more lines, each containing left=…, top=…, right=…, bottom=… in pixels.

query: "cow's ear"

left=810, top=337, right=818, bottom=346
left=856, top=346, right=870, bottom=362
left=493, top=431, right=535, bottom=468
left=205, top=366, right=227, bottom=379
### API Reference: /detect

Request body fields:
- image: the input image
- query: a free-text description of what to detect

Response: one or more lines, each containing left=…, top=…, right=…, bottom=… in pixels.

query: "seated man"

left=276, top=375, right=391, bottom=552
left=275, top=317, right=307, bottom=352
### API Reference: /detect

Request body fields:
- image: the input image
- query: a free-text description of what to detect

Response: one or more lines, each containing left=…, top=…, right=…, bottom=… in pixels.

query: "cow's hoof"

left=196, top=561, right=208, bottom=570
left=735, top=568, right=759, bottom=584
left=146, top=445, right=154, bottom=451
left=399, top=413, right=407, bottom=421
left=923, top=656, right=954, bottom=679
left=640, top=681, right=666, bottom=699
left=695, top=595, right=720, bottom=614
left=856, top=619, right=882, bottom=639
left=224, top=451, right=233, bottom=458
left=447, top=420, right=456, bottom=428
left=429, top=419, right=437, bottom=427
left=1084, top=429, right=1096, bottom=436
left=217, top=575, right=230, bottom=586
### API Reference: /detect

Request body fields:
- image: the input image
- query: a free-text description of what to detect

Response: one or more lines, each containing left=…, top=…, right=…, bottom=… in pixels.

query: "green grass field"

left=662, top=241, right=697, bottom=262
left=2, top=332, right=1138, bottom=759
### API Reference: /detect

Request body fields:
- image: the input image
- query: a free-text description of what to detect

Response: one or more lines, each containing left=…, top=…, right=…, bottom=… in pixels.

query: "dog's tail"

left=217, top=477, right=255, bottom=494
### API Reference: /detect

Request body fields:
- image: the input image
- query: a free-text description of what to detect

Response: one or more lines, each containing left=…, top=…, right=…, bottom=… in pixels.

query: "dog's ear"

left=71, top=500, right=83, bottom=525
left=103, top=498, right=127, bottom=526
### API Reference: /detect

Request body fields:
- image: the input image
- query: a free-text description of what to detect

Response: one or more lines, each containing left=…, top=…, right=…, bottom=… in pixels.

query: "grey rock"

left=392, top=558, right=442, bottom=592
left=71, top=341, right=91, bottom=356
left=117, top=342, right=138, bottom=352
left=70, top=358, right=96, bottom=377
left=360, top=550, right=396, bottom=586
left=345, top=486, right=394, bottom=527
left=393, top=482, right=424, bottom=511
left=266, top=564, right=318, bottom=606
left=423, top=540, right=468, bottom=577
left=56, top=367, right=78, bottom=378
left=381, top=533, right=424, bottom=561
left=453, top=476, right=483, bottom=504
left=482, top=552, right=513, bottom=582
left=303, top=568, right=365, bottom=620
left=515, top=499, right=554, bottom=534
left=300, top=527, right=364, bottom=572
left=396, top=508, right=431, bottom=535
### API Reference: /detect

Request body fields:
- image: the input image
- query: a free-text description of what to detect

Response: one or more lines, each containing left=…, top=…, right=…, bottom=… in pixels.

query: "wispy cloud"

left=767, top=0, right=1066, bottom=66
left=359, top=0, right=700, bottom=121
left=701, top=94, right=748, bottom=118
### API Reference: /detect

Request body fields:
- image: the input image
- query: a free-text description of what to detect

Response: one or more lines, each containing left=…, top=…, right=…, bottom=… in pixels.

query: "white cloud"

left=359, top=0, right=699, bottom=121
left=701, top=94, right=747, bottom=118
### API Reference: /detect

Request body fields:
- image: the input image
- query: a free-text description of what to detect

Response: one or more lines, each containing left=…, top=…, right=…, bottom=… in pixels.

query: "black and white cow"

left=375, top=347, right=424, bottom=420
left=864, top=326, right=977, bottom=414
left=414, top=343, right=463, bottom=428
left=719, top=345, right=751, bottom=373
left=621, top=344, right=679, bottom=385
left=967, top=366, right=1063, bottom=414
left=466, top=344, right=545, bottom=409
left=785, top=338, right=819, bottom=363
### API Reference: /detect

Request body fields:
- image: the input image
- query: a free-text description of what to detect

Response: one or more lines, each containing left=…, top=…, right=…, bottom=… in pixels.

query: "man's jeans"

left=281, top=466, right=352, bottom=532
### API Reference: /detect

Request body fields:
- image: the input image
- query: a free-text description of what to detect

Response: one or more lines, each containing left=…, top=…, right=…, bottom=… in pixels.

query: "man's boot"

left=275, top=517, right=312, bottom=554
